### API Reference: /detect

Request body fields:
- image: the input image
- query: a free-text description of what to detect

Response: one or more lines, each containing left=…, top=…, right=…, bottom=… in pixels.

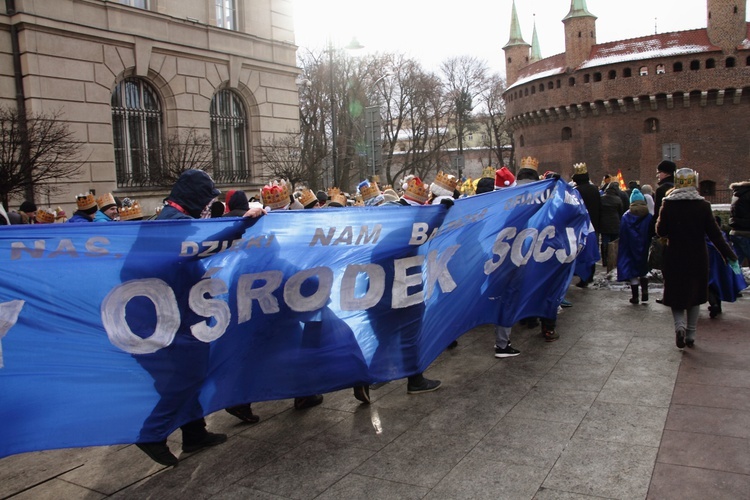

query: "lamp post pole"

left=328, top=40, right=338, bottom=188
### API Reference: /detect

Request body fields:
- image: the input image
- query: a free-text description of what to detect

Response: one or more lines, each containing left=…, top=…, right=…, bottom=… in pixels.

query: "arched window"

left=608, top=70, right=617, bottom=80
left=656, top=64, right=666, bottom=74
left=569, top=77, right=576, bottom=87
left=706, top=58, right=716, bottom=69
left=594, top=72, right=602, bottom=82
left=726, top=57, right=736, bottom=68
left=690, top=60, right=700, bottom=70
left=699, top=180, right=716, bottom=197
left=584, top=74, right=591, bottom=83
left=673, top=62, right=683, bottom=72
left=639, top=66, right=649, bottom=76
left=548, top=81, right=554, bottom=90
left=561, top=127, right=572, bottom=141
left=644, top=118, right=659, bottom=133
left=111, top=77, right=163, bottom=187
left=623, top=68, right=632, bottom=78
left=211, top=89, right=248, bottom=184
left=539, top=83, right=544, bottom=92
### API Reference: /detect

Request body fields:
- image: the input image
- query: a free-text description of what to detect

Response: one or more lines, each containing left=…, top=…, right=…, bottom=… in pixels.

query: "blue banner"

left=0, top=179, right=592, bottom=457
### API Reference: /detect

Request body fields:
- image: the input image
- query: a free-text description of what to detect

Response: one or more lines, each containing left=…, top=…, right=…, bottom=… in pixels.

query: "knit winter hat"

left=629, top=188, right=645, bottom=203
left=657, top=160, right=677, bottom=174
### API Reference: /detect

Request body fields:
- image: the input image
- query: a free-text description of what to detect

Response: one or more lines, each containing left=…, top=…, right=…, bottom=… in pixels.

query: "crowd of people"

left=2, top=158, right=748, bottom=467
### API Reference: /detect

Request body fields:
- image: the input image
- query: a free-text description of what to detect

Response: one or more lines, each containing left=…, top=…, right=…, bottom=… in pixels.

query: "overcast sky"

left=292, top=0, right=744, bottom=76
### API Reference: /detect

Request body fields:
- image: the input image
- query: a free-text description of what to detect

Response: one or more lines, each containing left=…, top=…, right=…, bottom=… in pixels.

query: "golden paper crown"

left=382, top=184, right=393, bottom=191
left=76, top=193, right=97, bottom=210
left=520, top=156, right=539, bottom=170
left=353, top=194, right=364, bottom=206
left=327, top=187, right=341, bottom=198
left=404, top=177, right=429, bottom=204
left=97, top=193, right=116, bottom=210
left=119, top=201, right=143, bottom=221
left=674, top=168, right=698, bottom=189
left=328, top=192, right=348, bottom=207
left=261, top=180, right=291, bottom=210
left=433, top=171, right=458, bottom=192
left=298, top=188, right=318, bottom=208
left=481, top=166, right=495, bottom=179
left=36, top=209, right=56, bottom=224
left=573, top=162, right=587, bottom=175
left=359, top=180, right=380, bottom=201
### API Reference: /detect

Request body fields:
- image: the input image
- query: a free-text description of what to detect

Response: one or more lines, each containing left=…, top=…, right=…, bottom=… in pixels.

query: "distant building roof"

left=508, top=26, right=750, bottom=91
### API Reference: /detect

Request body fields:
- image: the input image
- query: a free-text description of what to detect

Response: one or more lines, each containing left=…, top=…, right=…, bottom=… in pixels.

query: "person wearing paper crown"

left=358, top=179, right=384, bottom=207
left=68, top=192, right=98, bottom=223
left=93, top=193, right=119, bottom=222
left=429, top=172, right=458, bottom=206
left=656, top=168, right=739, bottom=350
left=515, top=156, right=540, bottom=184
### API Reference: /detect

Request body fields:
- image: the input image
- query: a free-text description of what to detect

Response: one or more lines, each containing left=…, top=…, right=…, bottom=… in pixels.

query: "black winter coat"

left=729, top=180, right=750, bottom=234
left=573, top=173, right=602, bottom=233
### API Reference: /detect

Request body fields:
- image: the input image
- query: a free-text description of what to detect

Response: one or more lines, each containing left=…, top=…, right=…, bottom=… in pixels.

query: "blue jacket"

left=617, top=204, right=652, bottom=281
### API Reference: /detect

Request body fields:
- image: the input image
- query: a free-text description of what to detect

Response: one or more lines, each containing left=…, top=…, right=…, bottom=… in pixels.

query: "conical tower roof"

left=563, top=0, right=597, bottom=21
left=503, top=0, right=529, bottom=49
left=530, top=20, right=542, bottom=62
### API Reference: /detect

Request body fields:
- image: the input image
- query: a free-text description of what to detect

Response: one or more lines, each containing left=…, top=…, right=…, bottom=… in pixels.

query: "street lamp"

left=327, top=36, right=363, bottom=188
left=365, top=73, right=391, bottom=179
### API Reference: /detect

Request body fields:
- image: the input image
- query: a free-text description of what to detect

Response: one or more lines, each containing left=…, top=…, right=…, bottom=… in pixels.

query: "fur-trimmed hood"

left=730, top=180, right=750, bottom=191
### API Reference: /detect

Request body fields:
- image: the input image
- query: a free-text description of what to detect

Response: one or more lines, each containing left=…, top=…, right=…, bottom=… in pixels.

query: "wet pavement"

left=1, top=275, right=749, bottom=499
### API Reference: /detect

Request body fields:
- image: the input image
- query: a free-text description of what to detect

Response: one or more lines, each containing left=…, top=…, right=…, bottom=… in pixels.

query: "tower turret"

left=562, top=0, right=597, bottom=70
left=530, top=19, right=542, bottom=63
left=707, top=0, right=748, bottom=53
left=503, top=0, right=531, bottom=85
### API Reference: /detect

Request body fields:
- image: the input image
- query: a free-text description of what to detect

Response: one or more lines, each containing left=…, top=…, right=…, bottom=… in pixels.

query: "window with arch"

left=594, top=72, right=602, bottom=82
left=726, top=57, right=736, bottom=68
left=690, top=60, right=700, bottom=70
left=608, top=70, right=617, bottom=80
left=639, top=66, right=648, bottom=76
left=111, top=77, right=163, bottom=187
left=644, top=118, right=659, bottom=133
left=519, top=135, right=525, bottom=147
left=746, top=55, right=750, bottom=66
left=561, top=127, right=572, bottom=141
left=699, top=179, right=716, bottom=197
left=656, top=64, right=666, bottom=74
left=673, top=62, right=683, bottom=72
left=706, top=58, right=715, bottom=69
left=548, top=81, right=554, bottom=90
left=584, top=74, right=590, bottom=83
left=539, top=83, right=544, bottom=92
left=531, top=86, right=536, bottom=95
left=210, top=89, right=248, bottom=183
left=568, top=77, right=575, bottom=86
left=623, top=68, right=632, bottom=77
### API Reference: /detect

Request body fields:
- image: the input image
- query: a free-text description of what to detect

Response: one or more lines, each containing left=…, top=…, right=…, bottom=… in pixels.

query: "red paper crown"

left=404, top=177, right=429, bottom=204
left=261, top=180, right=291, bottom=210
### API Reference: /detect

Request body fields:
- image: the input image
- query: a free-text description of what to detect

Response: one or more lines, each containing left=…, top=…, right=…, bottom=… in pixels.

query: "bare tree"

left=255, top=133, right=306, bottom=186
left=478, top=74, right=512, bottom=168
left=0, top=106, right=84, bottom=209
left=159, top=127, right=213, bottom=185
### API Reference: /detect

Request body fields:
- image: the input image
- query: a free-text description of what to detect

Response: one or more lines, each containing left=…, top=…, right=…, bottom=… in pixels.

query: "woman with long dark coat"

left=656, top=168, right=738, bottom=349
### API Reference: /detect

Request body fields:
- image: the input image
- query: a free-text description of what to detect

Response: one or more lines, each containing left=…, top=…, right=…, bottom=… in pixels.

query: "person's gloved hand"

left=729, top=260, right=741, bottom=275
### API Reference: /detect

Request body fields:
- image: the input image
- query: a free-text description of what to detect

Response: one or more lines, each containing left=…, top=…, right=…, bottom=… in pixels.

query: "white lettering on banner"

left=0, top=300, right=25, bottom=369
left=180, top=235, right=275, bottom=257
left=409, top=223, right=430, bottom=245
left=309, top=225, right=382, bottom=246
left=237, top=271, right=283, bottom=323
left=484, top=225, right=580, bottom=275
left=101, top=246, right=461, bottom=353
left=101, top=279, right=180, bottom=355
left=503, top=188, right=552, bottom=211
left=189, top=270, right=231, bottom=342
left=10, top=238, right=111, bottom=260
left=340, top=264, right=386, bottom=310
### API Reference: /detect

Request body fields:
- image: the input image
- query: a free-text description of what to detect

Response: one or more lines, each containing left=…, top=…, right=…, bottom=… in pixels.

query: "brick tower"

left=503, top=0, right=531, bottom=85
left=707, top=0, right=748, bottom=53
left=562, top=0, right=597, bottom=71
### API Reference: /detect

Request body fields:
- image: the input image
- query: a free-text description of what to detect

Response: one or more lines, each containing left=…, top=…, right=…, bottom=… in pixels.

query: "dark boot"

left=629, top=285, right=639, bottom=304
left=640, top=278, right=649, bottom=301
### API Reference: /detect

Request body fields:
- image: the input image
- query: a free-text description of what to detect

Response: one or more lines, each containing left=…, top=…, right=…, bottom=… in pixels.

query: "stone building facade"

left=503, top=0, right=750, bottom=200
left=1, top=0, right=300, bottom=215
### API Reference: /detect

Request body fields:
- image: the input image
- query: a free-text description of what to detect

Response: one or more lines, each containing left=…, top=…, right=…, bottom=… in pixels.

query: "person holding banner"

left=68, top=193, right=98, bottom=223
left=656, top=168, right=738, bottom=349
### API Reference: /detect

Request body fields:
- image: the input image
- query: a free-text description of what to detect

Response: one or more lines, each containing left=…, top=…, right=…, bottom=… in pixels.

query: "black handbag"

left=648, top=236, right=667, bottom=270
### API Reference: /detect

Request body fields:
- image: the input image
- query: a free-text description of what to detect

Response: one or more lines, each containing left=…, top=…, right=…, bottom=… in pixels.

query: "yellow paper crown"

left=261, top=180, right=291, bottom=210
left=434, top=171, right=458, bottom=192
left=76, top=193, right=97, bottom=210
left=674, top=168, right=698, bottom=189
left=298, top=188, right=318, bottom=208
left=96, top=193, right=116, bottom=210
left=573, top=162, right=587, bottom=175
left=328, top=192, right=348, bottom=207
left=359, top=180, right=381, bottom=201
left=520, top=156, right=539, bottom=170
left=327, top=187, right=341, bottom=198
left=119, top=201, right=143, bottom=221
left=36, top=209, right=56, bottom=224
left=404, top=177, right=429, bottom=204
left=481, top=166, right=495, bottom=179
